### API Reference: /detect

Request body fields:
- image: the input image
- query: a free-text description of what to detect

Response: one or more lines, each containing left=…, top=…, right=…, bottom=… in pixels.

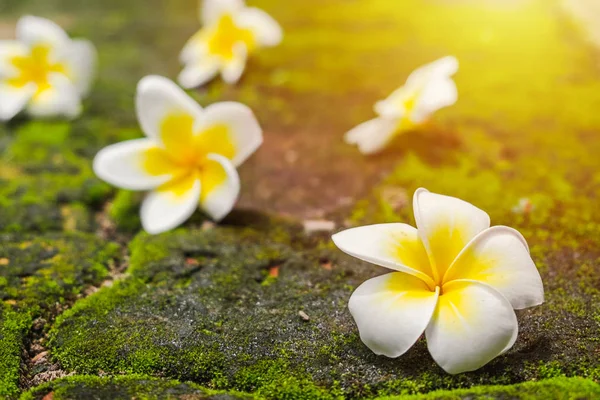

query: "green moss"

left=19, top=374, right=256, bottom=400
left=381, top=377, right=600, bottom=400
left=0, top=306, right=31, bottom=398
left=108, top=190, right=143, bottom=232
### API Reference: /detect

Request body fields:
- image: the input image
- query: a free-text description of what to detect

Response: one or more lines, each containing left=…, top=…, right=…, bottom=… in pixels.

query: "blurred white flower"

left=178, top=0, right=283, bottom=88
left=0, top=16, right=96, bottom=121
left=93, top=76, right=262, bottom=234
left=332, top=188, right=544, bottom=374
left=345, top=56, right=458, bottom=155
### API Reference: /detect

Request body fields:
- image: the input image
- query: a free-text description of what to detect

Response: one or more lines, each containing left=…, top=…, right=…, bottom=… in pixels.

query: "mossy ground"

left=1, top=0, right=599, bottom=399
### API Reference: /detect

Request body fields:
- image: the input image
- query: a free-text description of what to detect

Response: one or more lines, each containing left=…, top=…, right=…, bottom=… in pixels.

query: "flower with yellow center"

left=178, top=0, right=282, bottom=88
left=0, top=16, right=96, bottom=121
left=345, top=56, right=458, bottom=155
left=93, top=76, right=262, bottom=234
left=332, top=188, right=544, bottom=374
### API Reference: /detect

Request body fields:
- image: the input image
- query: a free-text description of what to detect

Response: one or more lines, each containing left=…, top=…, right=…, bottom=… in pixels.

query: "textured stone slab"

left=49, top=226, right=599, bottom=399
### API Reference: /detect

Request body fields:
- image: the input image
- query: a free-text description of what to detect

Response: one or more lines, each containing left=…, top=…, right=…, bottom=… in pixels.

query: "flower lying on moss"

left=178, top=0, right=283, bottom=88
left=345, top=56, right=458, bottom=154
left=93, top=75, right=262, bottom=234
left=332, top=188, right=544, bottom=374
left=0, top=15, right=96, bottom=121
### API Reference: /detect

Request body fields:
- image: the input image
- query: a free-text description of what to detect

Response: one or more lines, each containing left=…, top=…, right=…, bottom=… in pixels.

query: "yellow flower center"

left=206, top=14, right=256, bottom=60
left=142, top=113, right=236, bottom=200
left=8, top=44, right=68, bottom=96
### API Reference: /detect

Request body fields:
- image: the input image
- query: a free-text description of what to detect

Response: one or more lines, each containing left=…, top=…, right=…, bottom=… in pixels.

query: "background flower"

left=178, top=0, right=283, bottom=88
left=0, top=15, right=96, bottom=121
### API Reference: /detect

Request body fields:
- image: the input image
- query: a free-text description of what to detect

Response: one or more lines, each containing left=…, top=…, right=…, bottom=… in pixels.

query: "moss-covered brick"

left=382, top=377, right=600, bottom=400
left=19, top=375, right=256, bottom=400
left=0, top=233, right=118, bottom=398
left=48, top=226, right=599, bottom=399
left=0, top=232, right=119, bottom=316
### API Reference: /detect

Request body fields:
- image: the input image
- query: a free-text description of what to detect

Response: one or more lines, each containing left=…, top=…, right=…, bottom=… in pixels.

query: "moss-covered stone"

left=19, top=375, right=255, bottom=400
left=48, top=226, right=599, bottom=399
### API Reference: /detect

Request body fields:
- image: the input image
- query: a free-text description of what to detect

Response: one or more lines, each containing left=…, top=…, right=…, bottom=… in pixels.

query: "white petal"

left=444, top=226, right=544, bottom=310
left=236, top=7, right=283, bottom=47
left=374, top=94, right=408, bottom=119
left=413, top=188, right=490, bottom=281
left=16, top=16, right=69, bottom=48
left=64, top=39, right=97, bottom=96
left=332, top=224, right=436, bottom=287
left=198, top=101, right=263, bottom=166
left=202, top=0, right=245, bottom=26
left=178, top=59, right=220, bottom=89
left=220, top=43, right=247, bottom=84
left=426, top=280, right=518, bottom=374
left=141, top=177, right=201, bottom=234
left=200, top=153, right=240, bottom=221
left=180, top=32, right=209, bottom=65
left=0, top=41, right=28, bottom=78
left=405, top=56, right=459, bottom=88
left=0, top=83, right=36, bottom=121
left=349, top=272, right=438, bottom=358
left=26, top=73, right=82, bottom=119
left=93, top=138, right=173, bottom=190
left=344, top=117, right=398, bottom=155
left=412, top=76, right=457, bottom=123
left=135, top=75, right=204, bottom=141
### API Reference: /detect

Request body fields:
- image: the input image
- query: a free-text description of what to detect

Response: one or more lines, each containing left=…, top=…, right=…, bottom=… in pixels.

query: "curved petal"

left=197, top=101, right=263, bottom=166
left=180, top=33, right=208, bottom=65
left=236, top=7, right=283, bottom=47
left=443, top=226, right=544, bottom=310
left=344, top=117, right=399, bottom=155
left=93, top=138, right=174, bottom=190
left=412, top=76, right=457, bottom=123
left=220, top=42, right=247, bottom=84
left=374, top=91, right=410, bottom=120
left=413, top=188, right=490, bottom=283
left=16, top=16, right=69, bottom=48
left=426, top=280, right=518, bottom=374
left=349, top=272, right=439, bottom=358
left=332, top=224, right=436, bottom=288
left=26, top=73, right=82, bottom=119
left=0, top=41, right=28, bottom=78
left=405, top=56, right=459, bottom=88
left=202, top=0, right=245, bottom=26
left=200, top=153, right=240, bottom=221
left=178, top=58, right=220, bottom=89
left=141, top=174, right=201, bottom=234
left=135, top=75, right=204, bottom=141
left=64, top=39, right=97, bottom=96
left=0, top=83, right=36, bottom=121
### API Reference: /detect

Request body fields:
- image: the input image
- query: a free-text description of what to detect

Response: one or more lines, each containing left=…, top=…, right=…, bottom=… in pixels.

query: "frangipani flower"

left=345, top=56, right=458, bottom=155
left=332, top=188, right=544, bottom=374
left=178, top=0, right=283, bottom=88
left=0, top=16, right=96, bottom=121
left=93, top=76, right=262, bottom=234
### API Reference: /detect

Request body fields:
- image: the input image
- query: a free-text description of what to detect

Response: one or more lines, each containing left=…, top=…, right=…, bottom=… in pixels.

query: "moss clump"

left=47, top=226, right=599, bottom=399
left=19, top=374, right=256, bottom=400
left=0, top=306, right=31, bottom=398
left=382, top=377, right=600, bottom=400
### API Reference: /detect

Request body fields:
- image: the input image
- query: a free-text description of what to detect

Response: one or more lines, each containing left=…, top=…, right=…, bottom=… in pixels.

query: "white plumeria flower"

left=345, top=56, right=458, bottom=155
left=332, top=188, right=544, bottom=374
left=0, top=16, right=96, bottom=121
left=178, top=0, right=283, bottom=88
left=93, top=75, right=263, bottom=234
